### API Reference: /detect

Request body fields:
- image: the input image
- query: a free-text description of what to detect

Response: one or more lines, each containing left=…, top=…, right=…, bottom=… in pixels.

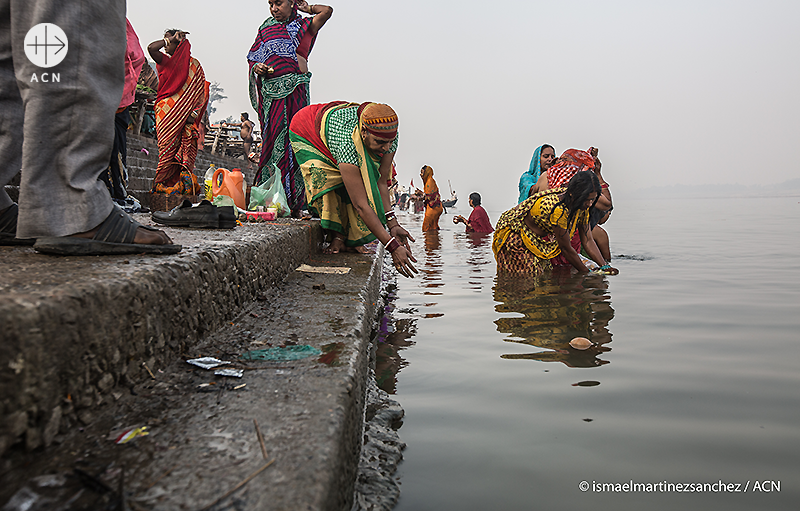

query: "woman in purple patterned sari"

left=247, top=0, right=332, bottom=216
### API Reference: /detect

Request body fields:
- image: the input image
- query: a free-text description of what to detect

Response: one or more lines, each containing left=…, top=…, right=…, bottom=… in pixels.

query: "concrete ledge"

left=0, top=218, right=387, bottom=510
left=0, top=220, right=319, bottom=458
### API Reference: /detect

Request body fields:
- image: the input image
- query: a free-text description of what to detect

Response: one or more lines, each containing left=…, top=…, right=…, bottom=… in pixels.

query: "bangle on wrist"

left=385, top=237, right=400, bottom=253
left=163, top=38, right=169, bottom=47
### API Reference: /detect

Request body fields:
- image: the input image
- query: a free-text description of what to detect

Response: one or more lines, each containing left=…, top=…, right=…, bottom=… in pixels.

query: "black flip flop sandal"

left=33, top=205, right=182, bottom=256
left=0, top=203, right=36, bottom=246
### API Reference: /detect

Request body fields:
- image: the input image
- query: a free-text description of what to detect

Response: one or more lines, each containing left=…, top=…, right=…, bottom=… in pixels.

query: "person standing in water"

left=420, top=165, right=443, bottom=231
left=454, top=192, right=494, bottom=233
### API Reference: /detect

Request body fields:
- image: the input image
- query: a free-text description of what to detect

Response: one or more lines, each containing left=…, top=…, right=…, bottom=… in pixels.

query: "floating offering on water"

left=569, top=337, right=592, bottom=350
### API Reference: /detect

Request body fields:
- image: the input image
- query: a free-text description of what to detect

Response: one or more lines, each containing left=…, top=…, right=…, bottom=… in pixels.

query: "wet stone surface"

left=1, top=219, right=388, bottom=510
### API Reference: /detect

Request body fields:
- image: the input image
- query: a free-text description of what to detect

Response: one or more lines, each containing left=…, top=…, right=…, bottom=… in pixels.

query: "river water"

left=376, top=196, right=800, bottom=511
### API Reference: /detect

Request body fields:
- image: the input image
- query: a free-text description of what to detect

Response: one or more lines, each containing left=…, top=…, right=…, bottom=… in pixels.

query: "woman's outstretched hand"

left=390, top=224, right=416, bottom=257
left=391, top=246, right=418, bottom=278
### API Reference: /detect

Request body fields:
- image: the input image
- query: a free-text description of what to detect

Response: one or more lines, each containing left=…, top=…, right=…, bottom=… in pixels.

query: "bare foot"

left=323, top=235, right=346, bottom=254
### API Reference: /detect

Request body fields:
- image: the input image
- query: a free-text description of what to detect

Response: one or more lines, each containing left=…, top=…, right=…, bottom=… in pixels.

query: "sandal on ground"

left=33, top=204, right=182, bottom=256
left=0, top=203, right=35, bottom=246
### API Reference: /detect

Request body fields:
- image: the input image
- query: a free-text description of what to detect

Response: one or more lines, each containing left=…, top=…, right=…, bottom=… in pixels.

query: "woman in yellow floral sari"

left=493, top=171, right=618, bottom=274
left=289, top=101, right=418, bottom=277
left=147, top=30, right=208, bottom=195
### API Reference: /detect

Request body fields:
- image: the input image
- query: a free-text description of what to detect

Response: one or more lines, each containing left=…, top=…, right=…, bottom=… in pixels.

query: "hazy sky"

left=128, top=0, right=800, bottom=206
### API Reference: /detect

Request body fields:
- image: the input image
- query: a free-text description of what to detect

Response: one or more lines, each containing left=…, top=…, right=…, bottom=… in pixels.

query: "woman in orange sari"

left=147, top=30, right=209, bottom=195
left=420, top=165, right=443, bottom=231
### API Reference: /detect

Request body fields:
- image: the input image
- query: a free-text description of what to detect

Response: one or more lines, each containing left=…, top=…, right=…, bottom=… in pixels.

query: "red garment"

left=120, top=19, right=144, bottom=109
left=550, top=231, right=582, bottom=267
left=156, top=40, right=192, bottom=103
left=289, top=101, right=348, bottom=164
left=547, top=149, right=595, bottom=189
left=466, top=205, right=493, bottom=233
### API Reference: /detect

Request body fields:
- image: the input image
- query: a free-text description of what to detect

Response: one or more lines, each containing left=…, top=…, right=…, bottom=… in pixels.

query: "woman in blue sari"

left=517, top=144, right=556, bottom=203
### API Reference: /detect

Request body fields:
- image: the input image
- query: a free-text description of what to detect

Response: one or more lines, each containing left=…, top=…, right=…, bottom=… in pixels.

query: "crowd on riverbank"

left=1, top=0, right=617, bottom=277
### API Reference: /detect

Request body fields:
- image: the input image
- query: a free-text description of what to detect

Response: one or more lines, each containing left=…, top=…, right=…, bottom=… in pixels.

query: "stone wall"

left=2, top=133, right=259, bottom=209
left=126, top=134, right=258, bottom=208
left=0, top=223, right=321, bottom=458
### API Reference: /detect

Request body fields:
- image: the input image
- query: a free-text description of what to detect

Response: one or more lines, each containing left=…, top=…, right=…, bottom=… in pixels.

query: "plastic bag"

left=248, top=165, right=288, bottom=216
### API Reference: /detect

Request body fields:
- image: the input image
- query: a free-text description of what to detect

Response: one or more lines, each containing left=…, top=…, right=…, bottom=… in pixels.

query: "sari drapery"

left=153, top=40, right=208, bottom=194
left=493, top=188, right=588, bottom=273
left=248, top=8, right=317, bottom=212
left=289, top=102, right=390, bottom=246
left=544, top=149, right=596, bottom=262
left=421, top=165, right=443, bottom=231
left=518, top=144, right=546, bottom=204
left=467, top=205, right=493, bottom=233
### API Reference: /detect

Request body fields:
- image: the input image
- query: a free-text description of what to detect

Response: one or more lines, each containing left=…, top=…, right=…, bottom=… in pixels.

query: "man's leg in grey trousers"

left=0, top=0, right=23, bottom=212
left=9, top=0, right=125, bottom=238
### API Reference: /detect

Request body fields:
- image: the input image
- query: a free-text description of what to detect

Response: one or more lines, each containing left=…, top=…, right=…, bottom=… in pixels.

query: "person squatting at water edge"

left=248, top=0, right=333, bottom=217
left=147, top=29, right=209, bottom=196
left=493, top=171, right=619, bottom=275
left=420, top=165, right=443, bottom=232
left=453, top=192, right=494, bottom=233
left=289, top=101, right=418, bottom=277
left=0, top=0, right=179, bottom=256
left=534, top=147, right=614, bottom=263
left=518, top=144, right=556, bottom=203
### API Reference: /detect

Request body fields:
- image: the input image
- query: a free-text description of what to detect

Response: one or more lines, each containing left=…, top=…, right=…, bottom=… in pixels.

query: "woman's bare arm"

left=296, top=1, right=333, bottom=34
left=554, top=225, right=590, bottom=272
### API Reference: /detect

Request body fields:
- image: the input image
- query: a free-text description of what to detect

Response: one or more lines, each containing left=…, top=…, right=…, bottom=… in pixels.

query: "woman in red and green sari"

left=289, top=101, right=418, bottom=278
left=248, top=0, right=332, bottom=216
left=147, top=30, right=209, bottom=195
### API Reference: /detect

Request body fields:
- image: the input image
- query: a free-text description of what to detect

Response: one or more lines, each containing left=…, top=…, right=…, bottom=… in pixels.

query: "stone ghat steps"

left=3, top=133, right=258, bottom=209
left=0, top=220, right=386, bottom=509
left=126, top=134, right=258, bottom=209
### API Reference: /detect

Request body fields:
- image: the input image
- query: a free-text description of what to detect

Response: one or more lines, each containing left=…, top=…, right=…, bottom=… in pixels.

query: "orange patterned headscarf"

left=357, top=102, right=398, bottom=140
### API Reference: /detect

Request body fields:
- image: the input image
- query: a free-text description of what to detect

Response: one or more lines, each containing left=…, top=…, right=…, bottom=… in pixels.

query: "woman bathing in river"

left=493, top=171, right=618, bottom=275
left=454, top=192, right=493, bottom=233
left=289, top=101, right=418, bottom=277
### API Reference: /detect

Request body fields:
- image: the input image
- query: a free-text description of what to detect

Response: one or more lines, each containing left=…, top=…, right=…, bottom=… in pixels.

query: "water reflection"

left=375, top=282, right=419, bottom=394
left=420, top=230, right=444, bottom=296
left=493, top=271, right=615, bottom=368
left=452, top=232, right=493, bottom=292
